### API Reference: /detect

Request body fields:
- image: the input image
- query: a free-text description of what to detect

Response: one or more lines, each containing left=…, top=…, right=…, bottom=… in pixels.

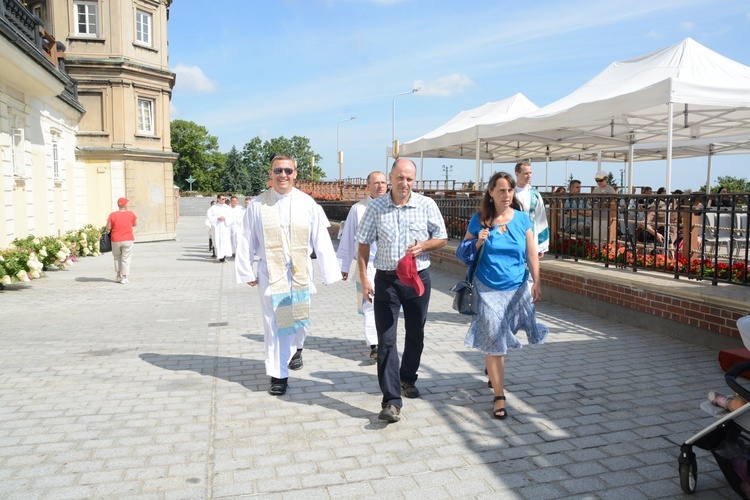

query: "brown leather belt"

left=377, top=270, right=397, bottom=275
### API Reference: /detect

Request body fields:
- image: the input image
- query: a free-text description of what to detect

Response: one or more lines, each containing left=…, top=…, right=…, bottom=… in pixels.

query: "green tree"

left=240, top=136, right=325, bottom=195
left=605, top=171, right=619, bottom=191
left=698, top=175, right=750, bottom=193
left=265, top=136, right=324, bottom=181
left=242, top=137, right=269, bottom=196
left=171, top=120, right=225, bottom=192
left=221, top=146, right=251, bottom=194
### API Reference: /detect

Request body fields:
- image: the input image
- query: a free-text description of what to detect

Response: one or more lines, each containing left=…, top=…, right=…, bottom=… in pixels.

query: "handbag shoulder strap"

left=467, top=240, right=486, bottom=282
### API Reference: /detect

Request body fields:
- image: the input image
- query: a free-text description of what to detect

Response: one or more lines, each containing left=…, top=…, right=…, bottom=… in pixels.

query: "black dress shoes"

left=269, top=377, right=288, bottom=396
left=288, top=350, right=303, bottom=370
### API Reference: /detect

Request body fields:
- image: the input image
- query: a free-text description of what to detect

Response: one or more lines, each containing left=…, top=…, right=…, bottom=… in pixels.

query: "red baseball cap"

left=117, top=197, right=129, bottom=206
left=396, top=253, right=425, bottom=297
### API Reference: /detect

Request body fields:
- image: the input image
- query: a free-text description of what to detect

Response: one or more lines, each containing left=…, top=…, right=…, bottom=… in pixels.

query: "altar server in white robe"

left=235, top=155, right=341, bottom=396
left=207, top=194, right=234, bottom=262
left=336, top=171, right=388, bottom=360
left=205, top=201, right=216, bottom=255
left=229, top=195, right=245, bottom=256
left=514, top=160, right=549, bottom=256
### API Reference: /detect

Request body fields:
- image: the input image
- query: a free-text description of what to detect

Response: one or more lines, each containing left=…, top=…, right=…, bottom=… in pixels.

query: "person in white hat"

left=592, top=170, right=616, bottom=194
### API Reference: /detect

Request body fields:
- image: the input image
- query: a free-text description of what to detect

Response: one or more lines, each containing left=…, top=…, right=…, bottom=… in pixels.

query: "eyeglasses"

left=595, top=178, right=606, bottom=182
left=273, top=167, right=295, bottom=175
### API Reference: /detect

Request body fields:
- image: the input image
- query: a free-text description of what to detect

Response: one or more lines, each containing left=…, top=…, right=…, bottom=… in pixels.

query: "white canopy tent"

left=481, top=38, right=750, bottom=192
left=395, top=93, right=539, bottom=184
left=399, top=38, right=750, bottom=191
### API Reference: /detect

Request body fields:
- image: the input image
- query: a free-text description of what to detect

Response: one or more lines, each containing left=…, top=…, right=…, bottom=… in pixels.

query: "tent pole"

left=666, top=102, right=674, bottom=192
left=475, top=137, right=481, bottom=188
left=420, top=151, right=424, bottom=188
left=628, top=140, right=634, bottom=194
left=705, top=144, right=714, bottom=194
left=545, top=155, right=550, bottom=192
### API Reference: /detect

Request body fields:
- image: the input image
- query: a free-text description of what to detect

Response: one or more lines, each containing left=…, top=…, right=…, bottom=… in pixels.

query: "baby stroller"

left=679, top=316, right=750, bottom=497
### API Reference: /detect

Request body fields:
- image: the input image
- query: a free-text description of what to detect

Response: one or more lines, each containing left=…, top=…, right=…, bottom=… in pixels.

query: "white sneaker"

left=115, top=276, right=122, bottom=283
left=121, top=278, right=129, bottom=284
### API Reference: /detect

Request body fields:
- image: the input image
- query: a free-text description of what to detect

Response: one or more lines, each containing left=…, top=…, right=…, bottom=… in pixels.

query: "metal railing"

left=545, top=193, right=748, bottom=285
left=320, top=193, right=749, bottom=286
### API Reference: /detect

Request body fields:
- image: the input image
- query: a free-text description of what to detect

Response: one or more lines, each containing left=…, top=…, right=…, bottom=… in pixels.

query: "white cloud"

left=415, top=73, right=474, bottom=97
left=172, top=64, right=218, bottom=93
left=170, top=101, right=180, bottom=119
left=680, top=21, right=695, bottom=30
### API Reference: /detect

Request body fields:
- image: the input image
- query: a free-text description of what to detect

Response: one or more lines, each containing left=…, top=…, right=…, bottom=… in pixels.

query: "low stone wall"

left=434, top=243, right=748, bottom=350
left=329, top=221, right=748, bottom=350
left=536, top=262, right=748, bottom=350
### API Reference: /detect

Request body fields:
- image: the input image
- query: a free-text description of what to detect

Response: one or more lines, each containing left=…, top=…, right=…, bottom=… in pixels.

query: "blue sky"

left=168, top=0, right=750, bottom=191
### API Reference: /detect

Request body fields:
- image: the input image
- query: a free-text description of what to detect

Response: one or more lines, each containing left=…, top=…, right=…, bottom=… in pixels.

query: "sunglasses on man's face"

left=596, top=178, right=606, bottom=182
left=273, top=167, right=295, bottom=175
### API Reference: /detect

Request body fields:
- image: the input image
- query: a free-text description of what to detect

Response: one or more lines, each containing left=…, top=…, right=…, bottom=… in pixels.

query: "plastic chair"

left=703, top=212, right=732, bottom=257
left=736, top=213, right=748, bottom=257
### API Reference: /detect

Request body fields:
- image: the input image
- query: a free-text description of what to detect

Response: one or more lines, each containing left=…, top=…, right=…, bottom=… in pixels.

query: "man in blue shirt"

left=356, top=158, right=448, bottom=423
left=564, top=179, right=591, bottom=236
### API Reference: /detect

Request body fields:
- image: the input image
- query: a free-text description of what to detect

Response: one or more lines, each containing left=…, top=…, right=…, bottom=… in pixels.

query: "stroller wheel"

left=679, top=453, right=698, bottom=494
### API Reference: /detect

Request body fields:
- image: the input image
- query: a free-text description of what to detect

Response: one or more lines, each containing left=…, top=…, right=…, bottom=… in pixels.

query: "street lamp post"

left=337, top=116, right=357, bottom=183
left=442, top=164, right=453, bottom=185
left=392, top=86, right=421, bottom=158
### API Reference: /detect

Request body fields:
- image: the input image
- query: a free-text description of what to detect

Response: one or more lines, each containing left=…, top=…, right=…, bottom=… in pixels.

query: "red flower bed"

left=553, top=238, right=747, bottom=283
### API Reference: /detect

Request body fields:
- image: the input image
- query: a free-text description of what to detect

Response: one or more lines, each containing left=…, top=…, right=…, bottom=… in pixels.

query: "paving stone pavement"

left=0, top=215, right=740, bottom=499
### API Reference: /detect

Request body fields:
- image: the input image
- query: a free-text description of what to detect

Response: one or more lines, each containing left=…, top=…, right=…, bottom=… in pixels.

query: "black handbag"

left=451, top=279, right=477, bottom=315
left=451, top=241, right=485, bottom=316
left=99, top=231, right=112, bottom=253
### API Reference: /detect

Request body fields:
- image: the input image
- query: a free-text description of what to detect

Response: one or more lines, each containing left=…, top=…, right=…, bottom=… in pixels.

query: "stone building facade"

left=0, top=0, right=85, bottom=247
left=2, top=0, right=178, bottom=245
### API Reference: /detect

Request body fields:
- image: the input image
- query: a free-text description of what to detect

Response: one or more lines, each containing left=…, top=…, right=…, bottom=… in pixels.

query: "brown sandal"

left=493, top=396, right=507, bottom=419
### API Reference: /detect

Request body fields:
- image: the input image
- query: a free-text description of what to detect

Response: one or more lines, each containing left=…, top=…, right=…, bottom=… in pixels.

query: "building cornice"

left=64, top=57, right=175, bottom=79
left=76, top=147, right=179, bottom=163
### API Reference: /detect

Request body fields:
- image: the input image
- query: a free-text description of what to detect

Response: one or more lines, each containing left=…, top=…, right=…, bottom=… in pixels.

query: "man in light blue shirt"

left=356, top=158, right=447, bottom=423
left=564, top=179, right=591, bottom=235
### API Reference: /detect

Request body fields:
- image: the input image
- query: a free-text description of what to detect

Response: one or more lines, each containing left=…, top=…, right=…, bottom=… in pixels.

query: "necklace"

left=494, top=210, right=512, bottom=235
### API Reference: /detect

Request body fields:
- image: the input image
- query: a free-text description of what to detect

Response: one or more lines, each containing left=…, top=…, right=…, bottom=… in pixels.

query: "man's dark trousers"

left=373, top=269, right=431, bottom=409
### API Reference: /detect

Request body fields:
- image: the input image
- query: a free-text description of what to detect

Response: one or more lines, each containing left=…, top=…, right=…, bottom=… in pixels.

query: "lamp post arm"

left=392, top=87, right=421, bottom=145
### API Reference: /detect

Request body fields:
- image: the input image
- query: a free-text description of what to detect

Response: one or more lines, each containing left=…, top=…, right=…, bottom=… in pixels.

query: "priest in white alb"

left=206, top=194, right=234, bottom=262
left=235, top=154, right=341, bottom=396
left=336, top=171, right=388, bottom=360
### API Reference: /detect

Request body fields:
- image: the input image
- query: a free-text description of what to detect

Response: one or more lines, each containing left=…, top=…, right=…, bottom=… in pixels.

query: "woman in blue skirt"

left=458, top=171, right=548, bottom=419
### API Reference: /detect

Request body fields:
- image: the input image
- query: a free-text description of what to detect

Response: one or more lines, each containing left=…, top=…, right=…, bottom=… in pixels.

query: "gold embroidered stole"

left=259, top=189, right=311, bottom=335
